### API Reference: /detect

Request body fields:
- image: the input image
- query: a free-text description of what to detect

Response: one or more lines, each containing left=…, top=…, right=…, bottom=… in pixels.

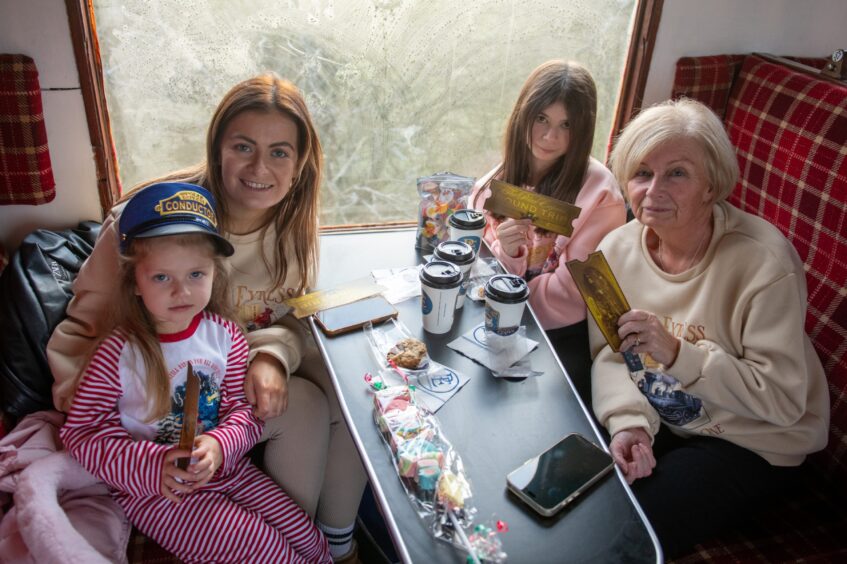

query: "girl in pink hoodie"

left=471, top=60, right=626, bottom=396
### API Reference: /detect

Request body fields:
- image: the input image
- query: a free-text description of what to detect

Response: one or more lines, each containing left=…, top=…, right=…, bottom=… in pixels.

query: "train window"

left=90, top=1, right=637, bottom=226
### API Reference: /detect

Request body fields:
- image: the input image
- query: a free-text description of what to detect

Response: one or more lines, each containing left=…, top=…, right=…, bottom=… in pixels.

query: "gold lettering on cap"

left=154, top=191, right=217, bottom=227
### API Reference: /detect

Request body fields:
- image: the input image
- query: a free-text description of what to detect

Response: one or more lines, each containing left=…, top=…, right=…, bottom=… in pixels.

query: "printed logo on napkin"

left=380, top=364, right=469, bottom=413
left=285, top=280, right=385, bottom=318
left=483, top=179, right=581, bottom=236
left=448, top=323, right=539, bottom=375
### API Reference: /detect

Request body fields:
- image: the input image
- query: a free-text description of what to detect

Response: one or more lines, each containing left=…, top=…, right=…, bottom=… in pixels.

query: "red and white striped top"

left=61, top=311, right=261, bottom=496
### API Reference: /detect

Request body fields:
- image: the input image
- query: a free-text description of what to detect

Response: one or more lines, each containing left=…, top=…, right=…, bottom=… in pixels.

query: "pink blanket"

left=0, top=411, right=130, bottom=563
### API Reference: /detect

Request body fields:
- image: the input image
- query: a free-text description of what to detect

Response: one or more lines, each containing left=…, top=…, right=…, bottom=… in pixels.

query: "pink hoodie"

left=471, top=157, right=626, bottom=330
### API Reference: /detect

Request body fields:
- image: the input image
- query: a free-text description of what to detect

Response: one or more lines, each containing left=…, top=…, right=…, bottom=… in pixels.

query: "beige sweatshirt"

left=589, top=201, right=830, bottom=466
left=48, top=206, right=307, bottom=413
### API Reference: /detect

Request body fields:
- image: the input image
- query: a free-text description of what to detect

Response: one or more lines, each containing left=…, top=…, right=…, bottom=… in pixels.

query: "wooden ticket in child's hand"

left=566, top=251, right=631, bottom=352
left=484, top=179, right=581, bottom=236
left=177, top=363, right=200, bottom=471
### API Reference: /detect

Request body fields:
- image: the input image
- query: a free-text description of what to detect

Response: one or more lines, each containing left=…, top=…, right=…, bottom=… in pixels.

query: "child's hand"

left=186, top=434, right=223, bottom=490
left=496, top=218, right=532, bottom=257
left=160, top=447, right=194, bottom=503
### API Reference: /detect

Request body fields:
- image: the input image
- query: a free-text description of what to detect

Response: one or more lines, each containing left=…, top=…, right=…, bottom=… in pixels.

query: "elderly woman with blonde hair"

left=591, top=98, right=829, bottom=557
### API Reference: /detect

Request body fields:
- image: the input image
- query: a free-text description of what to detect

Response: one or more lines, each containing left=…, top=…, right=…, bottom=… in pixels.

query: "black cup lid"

left=485, top=274, right=529, bottom=303
left=449, top=209, right=486, bottom=229
left=420, top=260, right=462, bottom=287
left=434, top=240, right=475, bottom=265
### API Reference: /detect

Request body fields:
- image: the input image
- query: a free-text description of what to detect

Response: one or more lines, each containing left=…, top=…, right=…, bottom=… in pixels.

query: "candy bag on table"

left=415, top=172, right=475, bottom=252
left=369, top=384, right=507, bottom=562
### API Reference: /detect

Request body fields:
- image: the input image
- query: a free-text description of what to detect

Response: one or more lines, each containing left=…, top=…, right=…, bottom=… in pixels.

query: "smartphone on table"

left=314, top=295, right=398, bottom=336
left=506, top=433, right=614, bottom=517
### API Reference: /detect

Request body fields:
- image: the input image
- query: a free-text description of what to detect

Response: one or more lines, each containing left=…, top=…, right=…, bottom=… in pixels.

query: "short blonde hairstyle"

left=609, top=98, right=739, bottom=202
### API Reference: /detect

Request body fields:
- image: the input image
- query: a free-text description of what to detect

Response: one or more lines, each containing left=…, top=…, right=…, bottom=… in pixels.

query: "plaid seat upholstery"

left=671, top=55, right=829, bottom=119
left=670, top=54, right=847, bottom=561
left=725, top=54, right=847, bottom=481
left=671, top=55, right=746, bottom=117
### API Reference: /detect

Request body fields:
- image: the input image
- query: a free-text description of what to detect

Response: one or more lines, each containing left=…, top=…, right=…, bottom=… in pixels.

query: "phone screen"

left=507, top=433, right=614, bottom=516
left=315, top=295, right=397, bottom=335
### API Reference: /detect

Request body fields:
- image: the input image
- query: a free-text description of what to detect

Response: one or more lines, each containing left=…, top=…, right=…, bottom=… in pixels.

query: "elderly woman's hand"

left=618, top=309, right=681, bottom=367
left=610, top=427, right=656, bottom=484
left=495, top=218, right=532, bottom=258
left=244, top=352, right=289, bottom=420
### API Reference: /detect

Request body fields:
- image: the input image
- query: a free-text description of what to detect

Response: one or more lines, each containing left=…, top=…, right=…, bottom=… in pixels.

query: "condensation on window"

left=94, top=0, right=635, bottom=225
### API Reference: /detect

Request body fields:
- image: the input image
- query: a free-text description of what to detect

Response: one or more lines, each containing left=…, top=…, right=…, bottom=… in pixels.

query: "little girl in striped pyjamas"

left=60, top=182, right=331, bottom=563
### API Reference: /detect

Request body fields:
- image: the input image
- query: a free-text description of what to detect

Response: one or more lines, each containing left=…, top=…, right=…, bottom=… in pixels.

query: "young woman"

left=471, top=60, right=626, bottom=397
left=61, top=182, right=331, bottom=563
left=48, top=74, right=366, bottom=561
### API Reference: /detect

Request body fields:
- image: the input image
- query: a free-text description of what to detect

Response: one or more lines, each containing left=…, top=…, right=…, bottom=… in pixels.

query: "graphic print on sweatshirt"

left=624, top=313, right=714, bottom=429
left=234, top=284, right=296, bottom=331
left=155, top=366, right=221, bottom=444
left=524, top=231, right=558, bottom=281
left=629, top=355, right=711, bottom=429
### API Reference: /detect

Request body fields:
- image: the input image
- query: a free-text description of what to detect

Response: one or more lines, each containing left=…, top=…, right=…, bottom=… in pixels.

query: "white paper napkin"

left=447, top=323, right=539, bottom=374
left=372, top=266, right=422, bottom=304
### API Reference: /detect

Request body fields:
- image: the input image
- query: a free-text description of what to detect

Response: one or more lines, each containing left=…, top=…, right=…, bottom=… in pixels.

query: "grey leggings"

left=258, top=343, right=367, bottom=528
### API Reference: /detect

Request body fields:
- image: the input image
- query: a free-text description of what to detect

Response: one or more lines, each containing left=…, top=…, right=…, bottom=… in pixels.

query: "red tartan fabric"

left=671, top=55, right=829, bottom=120
left=668, top=53, right=847, bottom=562
left=0, top=54, right=55, bottom=205
left=671, top=55, right=746, bottom=117
left=724, top=54, right=847, bottom=482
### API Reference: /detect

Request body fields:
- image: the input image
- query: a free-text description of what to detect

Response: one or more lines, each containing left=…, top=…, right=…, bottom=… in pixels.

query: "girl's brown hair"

left=480, top=60, right=597, bottom=206
left=115, top=234, right=234, bottom=420
left=126, top=72, right=322, bottom=293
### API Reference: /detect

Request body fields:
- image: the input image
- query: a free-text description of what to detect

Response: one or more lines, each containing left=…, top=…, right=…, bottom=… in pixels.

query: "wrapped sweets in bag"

left=369, top=385, right=507, bottom=562
left=415, top=172, right=475, bottom=252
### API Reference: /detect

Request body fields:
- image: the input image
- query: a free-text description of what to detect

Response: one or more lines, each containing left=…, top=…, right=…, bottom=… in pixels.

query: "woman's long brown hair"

left=487, top=60, right=597, bottom=206
left=124, top=73, right=322, bottom=293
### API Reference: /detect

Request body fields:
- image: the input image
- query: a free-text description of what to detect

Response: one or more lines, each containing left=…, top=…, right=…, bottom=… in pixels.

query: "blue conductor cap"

left=118, top=182, right=235, bottom=256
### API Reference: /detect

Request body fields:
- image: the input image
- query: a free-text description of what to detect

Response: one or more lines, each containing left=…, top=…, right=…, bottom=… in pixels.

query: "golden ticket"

left=566, top=251, right=631, bottom=352
left=483, top=179, right=581, bottom=236
left=285, top=281, right=385, bottom=318
left=176, top=363, right=200, bottom=471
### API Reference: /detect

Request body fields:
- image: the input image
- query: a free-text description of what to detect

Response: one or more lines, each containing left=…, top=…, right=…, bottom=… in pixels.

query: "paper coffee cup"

left=420, top=261, right=462, bottom=334
left=484, top=274, right=529, bottom=336
left=448, top=209, right=486, bottom=256
left=433, top=240, right=475, bottom=309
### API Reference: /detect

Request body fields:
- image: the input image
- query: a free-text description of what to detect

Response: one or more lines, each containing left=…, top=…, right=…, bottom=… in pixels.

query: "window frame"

left=66, top=0, right=120, bottom=215
left=67, top=0, right=662, bottom=221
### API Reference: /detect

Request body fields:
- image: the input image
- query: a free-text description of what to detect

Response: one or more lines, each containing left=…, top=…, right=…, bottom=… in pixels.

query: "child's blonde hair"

left=114, top=233, right=235, bottom=420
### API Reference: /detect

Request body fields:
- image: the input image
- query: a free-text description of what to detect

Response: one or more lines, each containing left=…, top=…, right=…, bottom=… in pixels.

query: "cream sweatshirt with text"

left=589, top=201, right=829, bottom=466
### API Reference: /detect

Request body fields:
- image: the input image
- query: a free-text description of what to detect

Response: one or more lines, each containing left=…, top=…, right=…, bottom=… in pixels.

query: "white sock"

left=317, top=521, right=355, bottom=559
